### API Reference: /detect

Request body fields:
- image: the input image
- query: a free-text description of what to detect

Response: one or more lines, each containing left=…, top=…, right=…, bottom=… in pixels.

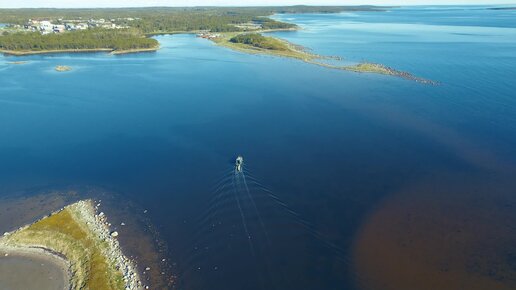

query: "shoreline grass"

left=211, top=31, right=437, bottom=84
left=0, top=200, right=139, bottom=290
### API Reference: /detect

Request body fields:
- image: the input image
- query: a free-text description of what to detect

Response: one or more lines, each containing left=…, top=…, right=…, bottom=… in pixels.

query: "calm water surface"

left=0, top=6, right=515, bottom=290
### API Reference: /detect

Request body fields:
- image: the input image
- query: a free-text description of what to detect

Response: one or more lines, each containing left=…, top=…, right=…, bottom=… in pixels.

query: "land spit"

left=210, top=30, right=438, bottom=85
left=0, top=200, right=142, bottom=290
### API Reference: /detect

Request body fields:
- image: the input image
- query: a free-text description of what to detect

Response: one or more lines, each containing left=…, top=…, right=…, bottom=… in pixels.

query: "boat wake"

left=181, top=156, right=367, bottom=290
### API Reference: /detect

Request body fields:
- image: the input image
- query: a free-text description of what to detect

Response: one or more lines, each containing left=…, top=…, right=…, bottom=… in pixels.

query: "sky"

left=0, top=0, right=514, bottom=8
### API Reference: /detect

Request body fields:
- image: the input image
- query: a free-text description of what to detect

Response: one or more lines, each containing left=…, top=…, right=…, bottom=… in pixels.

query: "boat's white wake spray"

left=235, top=157, right=271, bottom=246
left=199, top=155, right=349, bottom=255
left=231, top=168, right=255, bottom=255
left=185, top=155, right=374, bottom=289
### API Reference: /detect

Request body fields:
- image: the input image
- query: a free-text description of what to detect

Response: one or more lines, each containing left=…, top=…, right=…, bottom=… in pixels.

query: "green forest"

left=0, top=29, right=158, bottom=51
left=0, top=6, right=385, bottom=52
left=0, top=6, right=384, bottom=27
left=230, top=33, right=287, bottom=51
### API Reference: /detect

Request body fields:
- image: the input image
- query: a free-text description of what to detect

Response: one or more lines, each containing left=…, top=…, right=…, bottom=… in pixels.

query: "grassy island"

left=216, top=31, right=316, bottom=60
left=0, top=200, right=141, bottom=290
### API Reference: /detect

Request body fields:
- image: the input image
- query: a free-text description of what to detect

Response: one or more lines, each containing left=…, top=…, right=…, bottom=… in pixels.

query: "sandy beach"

left=0, top=246, right=70, bottom=290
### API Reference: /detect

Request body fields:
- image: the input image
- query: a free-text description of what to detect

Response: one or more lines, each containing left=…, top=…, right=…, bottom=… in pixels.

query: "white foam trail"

left=210, top=170, right=235, bottom=192
left=239, top=169, right=271, bottom=245
left=232, top=172, right=256, bottom=256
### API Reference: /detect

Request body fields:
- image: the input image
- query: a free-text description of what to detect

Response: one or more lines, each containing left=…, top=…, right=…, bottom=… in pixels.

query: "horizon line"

left=1, top=4, right=515, bottom=9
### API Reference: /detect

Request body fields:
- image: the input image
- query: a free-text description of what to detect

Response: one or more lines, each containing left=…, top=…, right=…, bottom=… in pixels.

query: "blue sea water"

left=1, top=6, right=516, bottom=290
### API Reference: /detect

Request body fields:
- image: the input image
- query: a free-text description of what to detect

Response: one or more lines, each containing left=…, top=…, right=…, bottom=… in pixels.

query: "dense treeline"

left=230, top=33, right=287, bottom=51
left=0, top=6, right=385, bottom=52
left=0, top=6, right=383, bottom=32
left=134, top=15, right=295, bottom=33
left=0, top=29, right=158, bottom=51
left=0, top=6, right=385, bottom=25
left=254, top=17, right=295, bottom=30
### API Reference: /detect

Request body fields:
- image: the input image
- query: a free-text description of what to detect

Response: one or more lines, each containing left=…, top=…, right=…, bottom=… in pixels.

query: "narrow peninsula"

left=211, top=31, right=437, bottom=84
left=0, top=200, right=141, bottom=290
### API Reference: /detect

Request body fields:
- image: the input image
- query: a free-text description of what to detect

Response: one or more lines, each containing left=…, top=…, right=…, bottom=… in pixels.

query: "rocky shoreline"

left=75, top=200, right=143, bottom=289
left=343, top=63, right=439, bottom=85
left=0, top=199, right=143, bottom=290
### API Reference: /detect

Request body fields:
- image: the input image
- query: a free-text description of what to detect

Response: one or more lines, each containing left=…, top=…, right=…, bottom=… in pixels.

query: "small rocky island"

left=55, top=65, right=72, bottom=72
left=0, top=200, right=141, bottom=290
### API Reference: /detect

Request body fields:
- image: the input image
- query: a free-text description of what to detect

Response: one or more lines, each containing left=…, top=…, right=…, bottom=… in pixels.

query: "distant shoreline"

left=0, top=45, right=159, bottom=56
left=0, top=24, right=436, bottom=84
left=144, top=27, right=299, bottom=37
left=488, top=7, right=516, bottom=10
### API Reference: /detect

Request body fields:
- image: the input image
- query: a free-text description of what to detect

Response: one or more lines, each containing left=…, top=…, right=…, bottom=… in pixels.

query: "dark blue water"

left=1, top=6, right=516, bottom=290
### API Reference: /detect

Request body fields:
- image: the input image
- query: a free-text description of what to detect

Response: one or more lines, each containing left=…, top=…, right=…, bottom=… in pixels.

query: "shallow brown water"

left=0, top=253, right=68, bottom=290
left=353, top=172, right=516, bottom=290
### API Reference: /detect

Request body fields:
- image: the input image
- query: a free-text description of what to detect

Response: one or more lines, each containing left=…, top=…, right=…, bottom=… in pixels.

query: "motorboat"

left=235, top=156, right=244, bottom=172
